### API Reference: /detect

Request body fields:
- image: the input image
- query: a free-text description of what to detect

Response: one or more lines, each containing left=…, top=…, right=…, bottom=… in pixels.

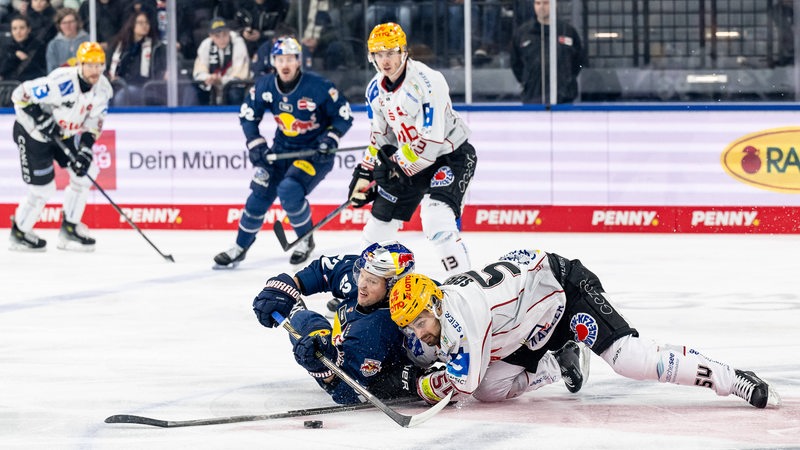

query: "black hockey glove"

left=348, top=164, right=376, bottom=208
left=373, top=146, right=411, bottom=195
left=370, top=363, right=454, bottom=404
left=293, top=329, right=342, bottom=378
left=252, top=273, right=301, bottom=328
left=369, top=364, right=423, bottom=399
left=70, top=146, right=93, bottom=177
left=23, top=104, right=60, bottom=141
left=247, top=140, right=270, bottom=168
left=311, top=132, right=339, bottom=165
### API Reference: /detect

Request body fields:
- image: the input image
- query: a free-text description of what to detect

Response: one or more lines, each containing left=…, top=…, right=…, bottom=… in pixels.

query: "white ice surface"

left=1, top=230, right=799, bottom=449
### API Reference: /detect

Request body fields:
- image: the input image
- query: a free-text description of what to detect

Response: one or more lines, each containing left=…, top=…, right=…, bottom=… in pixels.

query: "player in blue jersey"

left=214, top=36, right=353, bottom=268
left=250, top=241, right=436, bottom=404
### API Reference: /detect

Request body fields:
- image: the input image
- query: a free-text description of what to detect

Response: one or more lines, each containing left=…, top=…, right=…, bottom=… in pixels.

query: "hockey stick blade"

left=273, top=220, right=291, bottom=251
left=272, top=181, right=376, bottom=253
left=272, top=312, right=451, bottom=428
left=272, top=200, right=351, bottom=252
left=104, top=397, right=420, bottom=428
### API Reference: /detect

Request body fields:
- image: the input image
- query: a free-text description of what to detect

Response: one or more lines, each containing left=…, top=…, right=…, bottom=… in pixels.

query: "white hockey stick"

left=272, top=311, right=451, bottom=428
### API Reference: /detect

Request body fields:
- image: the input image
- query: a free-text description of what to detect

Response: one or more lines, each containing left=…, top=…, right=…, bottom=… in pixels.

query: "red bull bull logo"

left=275, top=112, right=320, bottom=137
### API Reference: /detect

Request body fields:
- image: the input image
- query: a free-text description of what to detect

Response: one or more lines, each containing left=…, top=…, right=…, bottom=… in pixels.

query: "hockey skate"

left=289, top=235, right=315, bottom=265
left=553, top=340, right=590, bottom=393
left=9, top=216, right=46, bottom=252
left=213, top=244, right=249, bottom=269
left=57, top=219, right=95, bottom=252
left=732, top=369, right=781, bottom=408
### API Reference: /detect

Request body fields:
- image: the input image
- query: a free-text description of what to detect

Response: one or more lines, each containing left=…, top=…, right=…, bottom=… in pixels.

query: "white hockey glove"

left=416, top=366, right=455, bottom=405
left=348, top=164, right=375, bottom=208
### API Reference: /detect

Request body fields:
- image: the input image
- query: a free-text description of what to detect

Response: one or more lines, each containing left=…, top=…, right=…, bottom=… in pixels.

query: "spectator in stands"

left=772, top=0, right=794, bottom=66
left=153, top=0, right=197, bottom=61
left=0, top=15, right=48, bottom=81
left=23, top=0, right=57, bottom=45
left=185, top=17, right=250, bottom=105
left=471, top=0, right=503, bottom=66
left=511, top=0, right=585, bottom=103
left=1, top=1, right=13, bottom=24
left=45, top=7, right=89, bottom=72
left=107, top=11, right=166, bottom=106
left=286, top=0, right=354, bottom=70
left=217, top=0, right=288, bottom=57
left=78, top=0, right=125, bottom=51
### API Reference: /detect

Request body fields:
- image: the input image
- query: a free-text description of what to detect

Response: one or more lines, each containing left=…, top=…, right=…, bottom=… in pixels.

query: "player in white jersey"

left=389, top=249, right=781, bottom=409
left=9, top=41, right=113, bottom=252
left=348, top=22, right=477, bottom=277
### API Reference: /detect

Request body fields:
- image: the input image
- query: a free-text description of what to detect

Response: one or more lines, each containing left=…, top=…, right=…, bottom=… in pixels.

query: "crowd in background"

left=0, top=0, right=795, bottom=106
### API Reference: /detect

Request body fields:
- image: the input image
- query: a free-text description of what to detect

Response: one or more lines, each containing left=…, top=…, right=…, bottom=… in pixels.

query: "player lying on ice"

left=388, top=248, right=781, bottom=408
left=250, top=241, right=589, bottom=404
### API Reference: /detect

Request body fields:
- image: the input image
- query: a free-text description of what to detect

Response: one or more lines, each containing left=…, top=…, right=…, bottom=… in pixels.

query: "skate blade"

left=57, top=239, right=96, bottom=252
left=578, top=342, right=591, bottom=387
left=212, top=261, right=241, bottom=270
left=8, top=241, right=46, bottom=252
left=767, top=384, right=782, bottom=407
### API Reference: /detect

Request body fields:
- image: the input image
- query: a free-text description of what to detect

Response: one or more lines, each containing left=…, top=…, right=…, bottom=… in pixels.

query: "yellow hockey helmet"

left=76, top=41, right=106, bottom=65
left=367, top=22, right=407, bottom=53
left=389, top=274, right=442, bottom=328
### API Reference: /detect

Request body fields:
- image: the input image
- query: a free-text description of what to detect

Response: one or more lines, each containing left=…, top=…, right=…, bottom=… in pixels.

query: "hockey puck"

left=304, top=420, right=323, bottom=429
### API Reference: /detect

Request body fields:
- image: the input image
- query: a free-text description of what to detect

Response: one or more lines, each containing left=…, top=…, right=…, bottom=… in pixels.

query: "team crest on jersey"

left=298, top=97, right=316, bottom=111
left=32, top=84, right=50, bottom=99
left=58, top=80, right=74, bottom=96
left=279, top=101, right=293, bottom=113
left=499, top=249, right=540, bottom=265
left=570, top=312, right=598, bottom=347
left=430, top=166, right=454, bottom=188
left=360, top=358, right=382, bottom=377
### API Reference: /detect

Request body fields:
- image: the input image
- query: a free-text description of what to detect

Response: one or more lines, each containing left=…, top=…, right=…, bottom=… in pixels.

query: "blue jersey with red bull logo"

left=294, top=254, right=410, bottom=404
left=240, top=70, right=352, bottom=151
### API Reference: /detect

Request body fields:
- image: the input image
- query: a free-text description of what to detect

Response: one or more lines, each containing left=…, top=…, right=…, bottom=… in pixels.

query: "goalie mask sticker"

left=360, top=358, right=381, bottom=377
left=570, top=312, right=598, bottom=347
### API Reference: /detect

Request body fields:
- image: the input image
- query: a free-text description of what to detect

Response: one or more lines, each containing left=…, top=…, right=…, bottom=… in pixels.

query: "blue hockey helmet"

left=270, top=36, right=303, bottom=66
left=353, top=241, right=415, bottom=291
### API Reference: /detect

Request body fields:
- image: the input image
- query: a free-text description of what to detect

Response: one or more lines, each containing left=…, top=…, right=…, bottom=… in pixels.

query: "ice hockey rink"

left=1, top=229, right=798, bottom=449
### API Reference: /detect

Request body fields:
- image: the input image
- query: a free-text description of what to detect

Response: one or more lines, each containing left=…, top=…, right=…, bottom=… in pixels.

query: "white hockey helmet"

left=270, top=36, right=303, bottom=66
left=353, top=241, right=415, bottom=292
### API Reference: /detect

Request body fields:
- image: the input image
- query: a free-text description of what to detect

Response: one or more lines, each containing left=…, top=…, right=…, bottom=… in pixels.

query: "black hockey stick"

left=265, top=145, right=367, bottom=163
left=104, top=396, right=420, bottom=428
left=273, top=181, right=376, bottom=252
left=53, top=139, right=175, bottom=262
left=273, top=311, right=451, bottom=428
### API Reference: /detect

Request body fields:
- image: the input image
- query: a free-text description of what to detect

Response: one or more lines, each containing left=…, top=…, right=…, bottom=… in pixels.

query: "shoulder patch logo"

left=58, top=80, right=74, bottom=97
